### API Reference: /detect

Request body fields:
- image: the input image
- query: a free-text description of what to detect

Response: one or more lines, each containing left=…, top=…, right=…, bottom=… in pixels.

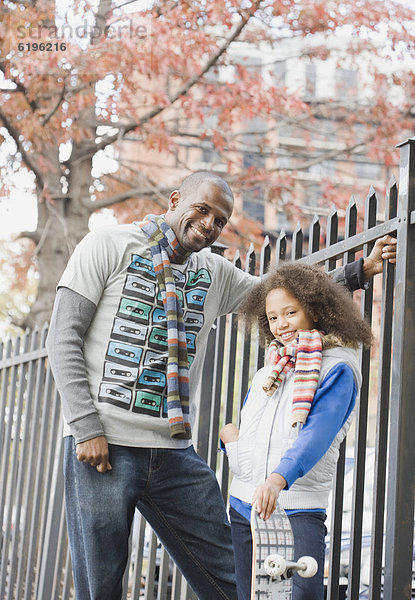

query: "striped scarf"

left=263, top=329, right=323, bottom=427
left=138, top=214, right=192, bottom=440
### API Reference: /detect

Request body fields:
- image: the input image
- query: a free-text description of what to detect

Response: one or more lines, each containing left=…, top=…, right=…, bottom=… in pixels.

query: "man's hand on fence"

left=76, top=435, right=112, bottom=473
left=363, top=235, right=397, bottom=280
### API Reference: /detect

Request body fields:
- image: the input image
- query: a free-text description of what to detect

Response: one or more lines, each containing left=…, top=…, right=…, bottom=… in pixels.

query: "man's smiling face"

left=165, top=181, right=233, bottom=252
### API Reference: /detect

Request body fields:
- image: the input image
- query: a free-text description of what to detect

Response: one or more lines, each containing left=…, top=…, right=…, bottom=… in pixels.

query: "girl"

left=220, top=262, right=372, bottom=600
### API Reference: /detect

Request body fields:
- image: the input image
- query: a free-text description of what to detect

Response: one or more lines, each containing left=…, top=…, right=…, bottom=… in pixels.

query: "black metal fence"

left=1, top=138, right=415, bottom=599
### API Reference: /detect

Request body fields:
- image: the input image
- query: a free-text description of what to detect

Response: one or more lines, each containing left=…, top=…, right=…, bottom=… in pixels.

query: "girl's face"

left=265, top=287, right=317, bottom=346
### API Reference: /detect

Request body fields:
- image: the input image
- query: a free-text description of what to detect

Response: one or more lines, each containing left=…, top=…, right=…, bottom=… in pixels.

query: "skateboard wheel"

left=297, top=556, right=318, bottom=578
left=264, top=554, right=286, bottom=577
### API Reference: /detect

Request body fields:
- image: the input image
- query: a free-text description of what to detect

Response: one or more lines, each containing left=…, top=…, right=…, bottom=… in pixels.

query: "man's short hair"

left=179, top=172, right=234, bottom=201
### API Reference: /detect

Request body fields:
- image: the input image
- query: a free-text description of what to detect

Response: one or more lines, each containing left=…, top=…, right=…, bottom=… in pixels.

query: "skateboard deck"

left=250, top=505, right=318, bottom=599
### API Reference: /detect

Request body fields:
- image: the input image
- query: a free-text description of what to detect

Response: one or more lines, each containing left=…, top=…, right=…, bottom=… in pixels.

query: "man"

left=46, top=171, right=396, bottom=600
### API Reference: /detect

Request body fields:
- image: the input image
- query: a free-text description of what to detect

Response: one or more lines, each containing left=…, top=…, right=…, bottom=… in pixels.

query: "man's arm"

left=331, top=235, right=397, bottom=291
left=46, top=287, right=111, bottom=472
left=362, top=234, right=397, bottom=279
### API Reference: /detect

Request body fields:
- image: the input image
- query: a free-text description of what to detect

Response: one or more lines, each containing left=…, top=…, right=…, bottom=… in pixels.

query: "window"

left=335, top=69, right=358, bottom=99
left=308, top=160, right=336, bottom=178
left=274, top=60, right=286, bottom=85
left=305, top=63, right=316, bottom=98
left=355, top=161, right=381, bottom=180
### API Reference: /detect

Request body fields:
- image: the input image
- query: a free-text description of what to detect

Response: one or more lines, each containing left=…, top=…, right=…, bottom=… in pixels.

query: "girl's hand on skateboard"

left=253, top=473, right=287, bottom=520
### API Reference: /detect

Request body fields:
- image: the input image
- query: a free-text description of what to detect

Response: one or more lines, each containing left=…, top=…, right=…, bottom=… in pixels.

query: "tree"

left=0, top=0, right=414, bottom=330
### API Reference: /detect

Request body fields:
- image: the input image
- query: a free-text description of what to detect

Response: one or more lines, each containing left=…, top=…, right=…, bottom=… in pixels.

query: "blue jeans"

left=230, top=506, right=326, bottom=600
left=64, top=437, right=237, bottom=600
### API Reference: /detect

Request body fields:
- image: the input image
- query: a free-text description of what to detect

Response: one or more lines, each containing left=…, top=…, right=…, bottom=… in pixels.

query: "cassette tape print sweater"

left=47, top=221, right=366, bottom=449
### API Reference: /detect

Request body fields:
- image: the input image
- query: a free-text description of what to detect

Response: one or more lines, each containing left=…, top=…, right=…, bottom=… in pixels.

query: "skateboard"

left=250, top=505, right=318, bottom=599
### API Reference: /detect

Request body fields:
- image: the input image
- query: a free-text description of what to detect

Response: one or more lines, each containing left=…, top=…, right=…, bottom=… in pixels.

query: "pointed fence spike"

left=260, top=236, right=271, bottom=275
left=292, top=222, right=303, bottom=260
left=386, top=180, right=398, bottom=220
left=309, top=215, right=320, bottom=256
left=246, top=244, right=256, bottom=275
left=233, top=250, right=242, bottom=269
left=276, top=230, right=287, bottom=264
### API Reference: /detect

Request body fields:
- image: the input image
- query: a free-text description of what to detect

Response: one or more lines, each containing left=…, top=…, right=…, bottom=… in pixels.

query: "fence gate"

left=1, top=138, right=415, bottom=599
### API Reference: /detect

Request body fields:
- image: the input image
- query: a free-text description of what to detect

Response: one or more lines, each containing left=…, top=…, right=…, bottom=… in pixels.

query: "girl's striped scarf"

left=138, top=214, right=192, bottom=440
left=263, top=329, right=323, bottom=427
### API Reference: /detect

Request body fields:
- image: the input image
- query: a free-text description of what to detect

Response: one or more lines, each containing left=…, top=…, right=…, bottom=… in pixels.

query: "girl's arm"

left=272, top=363, right=357, bottom=488
left=252, top=473, right=287, bottom=521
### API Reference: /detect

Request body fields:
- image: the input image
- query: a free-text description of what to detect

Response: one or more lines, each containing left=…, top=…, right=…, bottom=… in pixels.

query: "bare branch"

left=42, top=84, right=66, bottom=125
left=39, top=81, right=94, bottom=101
left=33, top=216, right=53, bottom=255
left=0, top=107, right=45, bottom=190
left=295, top=137, right=375, bottom=171
left=0, top=65, right=38, bottom=112
left=90, top=186, right=166, bottom=210
left=154, top=2, right=180, bottom=18
left=91, top=168, right=172, bottom=211
left=112, top=0, right=142, bottom=11
left=43, top=199, right=76, bottom=254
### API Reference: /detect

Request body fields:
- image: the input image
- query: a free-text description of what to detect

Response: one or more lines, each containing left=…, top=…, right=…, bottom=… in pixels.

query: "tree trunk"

left=22, top=143, right=94, bottom=331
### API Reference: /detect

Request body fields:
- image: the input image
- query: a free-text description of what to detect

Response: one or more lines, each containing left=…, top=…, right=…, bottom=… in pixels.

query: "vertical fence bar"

left=219, top=253, right=242, bottom=500
left=348, top=187, right=377, bottom=600
left=368, top=177, right=397, bottom=600
left=36, top=388, right=65, bottom=600
left=171, top=567, right=183, bottom=600
left=0, top=338, right=10, bottom=453
left=197, top=326, right=217, bottom=462
left=324, top=205, right=341, bottom=600
left=206, top=313, right=227, bottom=472
left=254, top=236, right=271, bottom=372
left=156, top=548, right=172, bottom=600
left=130, top=511, right=147, bottom=600
left=325, top=207, right=338, bottom=273
left=383, top=138, right=415, bottom=600
left=0, top=339, right=12, bottom=518
left=198, top=243, right=227, bottom=467
left=143, top=530, right=158, bottom=600
left=50, top=500, right=69, bottom=600
left=62, top=548, right=73, bottom=600
left=326, top=441, right=346, bottom=600
left=236, top=244, right=256, bottom=418
left=344, top=198, right=357, bottom=263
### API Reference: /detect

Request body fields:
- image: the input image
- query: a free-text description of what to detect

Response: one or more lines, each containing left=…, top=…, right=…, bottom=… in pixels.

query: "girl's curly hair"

left=240, top=261, right=372, bottom=348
